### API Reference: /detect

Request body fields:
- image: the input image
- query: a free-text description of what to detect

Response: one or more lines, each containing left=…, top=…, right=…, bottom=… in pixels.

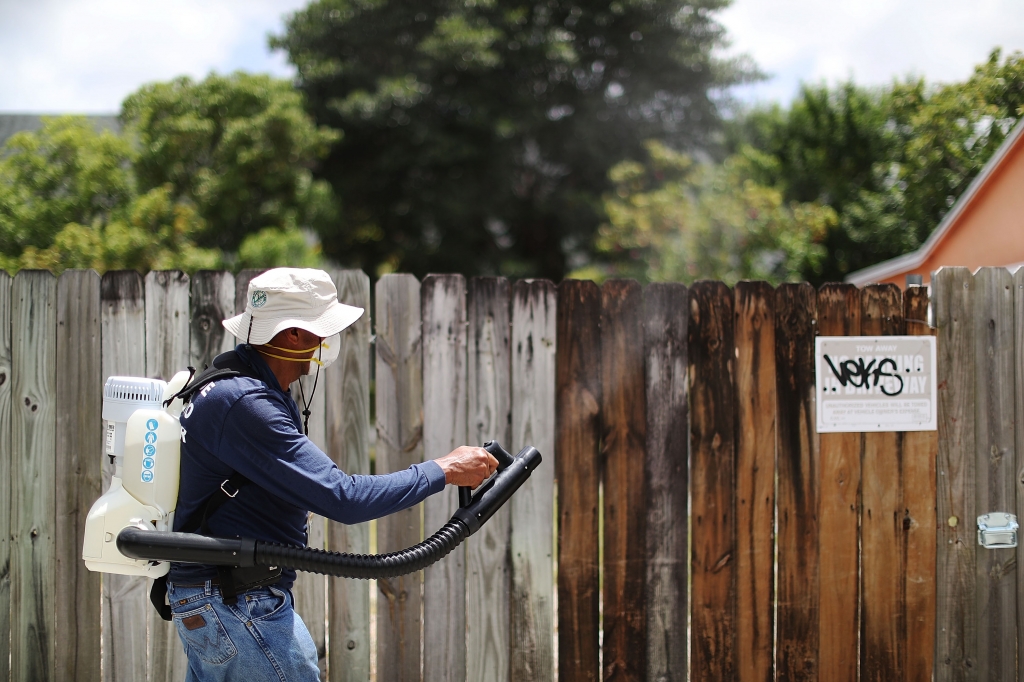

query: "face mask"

left=318, top=333, right=341, bottom=369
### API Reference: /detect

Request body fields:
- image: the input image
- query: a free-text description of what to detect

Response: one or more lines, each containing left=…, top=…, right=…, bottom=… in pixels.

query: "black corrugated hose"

left=255, top=519, right=469, bottom=579
left=117, top=443, right=541, bottom=581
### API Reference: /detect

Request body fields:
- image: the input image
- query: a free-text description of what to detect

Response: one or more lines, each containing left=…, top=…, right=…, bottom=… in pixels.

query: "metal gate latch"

left=977, top=512, right=1018, bottom=549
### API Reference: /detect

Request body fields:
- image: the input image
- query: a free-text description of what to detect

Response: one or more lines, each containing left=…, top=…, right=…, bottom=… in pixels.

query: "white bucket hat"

left=222, top=268, right=363, bottom=368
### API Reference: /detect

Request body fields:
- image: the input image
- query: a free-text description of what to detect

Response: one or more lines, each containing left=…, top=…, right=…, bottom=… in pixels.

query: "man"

left=166, top=268, right=496, bottom=681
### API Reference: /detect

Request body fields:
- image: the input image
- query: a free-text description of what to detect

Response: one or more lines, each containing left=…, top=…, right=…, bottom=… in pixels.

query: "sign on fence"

left=815, top=335, right=937, bottom=432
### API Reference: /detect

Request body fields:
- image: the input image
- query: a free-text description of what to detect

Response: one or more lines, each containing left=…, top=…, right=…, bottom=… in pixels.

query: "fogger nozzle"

left=117, top=443, right=542, bottom=580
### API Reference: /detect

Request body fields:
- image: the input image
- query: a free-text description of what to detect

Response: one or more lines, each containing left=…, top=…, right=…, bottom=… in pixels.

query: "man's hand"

left=434, top=446, right=499, bottom=488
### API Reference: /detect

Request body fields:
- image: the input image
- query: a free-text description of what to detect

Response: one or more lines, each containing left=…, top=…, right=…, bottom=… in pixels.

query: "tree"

left=729, top=49, right=1024, bottom=282
left=121, top=72, right=340, bottom=254
left=0, top=116, right=219, bottom=274
left=272, top=0, right=754, bottom=279
left=593, top=140, right=831, bottom=283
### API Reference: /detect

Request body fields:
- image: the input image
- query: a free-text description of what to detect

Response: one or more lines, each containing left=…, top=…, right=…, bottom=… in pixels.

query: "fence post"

left=774, top=283, right=819, bottom=681
left=734, top=281, right=776, bottom=682
left=509, top=279, right=556, bottom=682
left=422, top=274, right=468, bottom=682
left=55, top=270, right=102, bottom=682
left=933, top=266, right=977, bottom=681
left=326, top=268, right=372, bottom=682
left=467, top=277, right=512, bottom=682
left=11, top=270, right=57, bottom=681
left=374, top=274, right=424, bottom=682
left=555, top=280, right=601, bottom=682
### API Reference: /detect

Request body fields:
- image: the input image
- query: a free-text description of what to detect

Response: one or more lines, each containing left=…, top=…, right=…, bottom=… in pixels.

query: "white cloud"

left=718, top=0, right=1024, bottom=104
left=0, top=0, right=308, bottom=112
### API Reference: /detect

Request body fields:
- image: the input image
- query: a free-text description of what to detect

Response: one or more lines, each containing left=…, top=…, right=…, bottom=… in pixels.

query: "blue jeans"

left=167, top=580, right=320, bottom=682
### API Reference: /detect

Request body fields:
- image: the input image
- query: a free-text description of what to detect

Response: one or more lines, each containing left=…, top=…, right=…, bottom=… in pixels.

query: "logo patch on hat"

left=251, top=290, right=268, bottom=308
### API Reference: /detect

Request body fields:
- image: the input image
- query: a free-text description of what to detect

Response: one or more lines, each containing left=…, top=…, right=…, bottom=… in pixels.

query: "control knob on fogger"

left=82, top=371, right=192, bottom=577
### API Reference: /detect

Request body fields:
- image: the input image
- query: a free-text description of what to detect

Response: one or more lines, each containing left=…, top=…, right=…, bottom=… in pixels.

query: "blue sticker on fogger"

left=141, top=470, right=154, bottom=483
left=146, top=419, right=159, bottom=431
left=144, top=431, right=157, bottom=445
left=144, top=444, right=156, bottom=457
left=142, top=457, right=155, bottom=470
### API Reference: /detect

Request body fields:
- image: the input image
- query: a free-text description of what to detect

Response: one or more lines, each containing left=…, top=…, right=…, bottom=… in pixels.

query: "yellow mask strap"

left=264, top=341, right=330, bottom=353
left=255, top=349, right=324, bottom=367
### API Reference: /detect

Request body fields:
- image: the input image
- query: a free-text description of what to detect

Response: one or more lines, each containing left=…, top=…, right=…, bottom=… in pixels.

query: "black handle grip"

left=459, top=440, right=516, bottom=508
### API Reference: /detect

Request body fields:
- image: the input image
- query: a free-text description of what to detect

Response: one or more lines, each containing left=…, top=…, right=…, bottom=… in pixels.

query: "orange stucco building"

left=847, top=117, right=1024, bottom=288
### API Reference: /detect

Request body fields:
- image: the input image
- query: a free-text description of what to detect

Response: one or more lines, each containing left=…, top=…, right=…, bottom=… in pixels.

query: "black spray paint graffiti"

left=823, top=355, right=904, bottom=396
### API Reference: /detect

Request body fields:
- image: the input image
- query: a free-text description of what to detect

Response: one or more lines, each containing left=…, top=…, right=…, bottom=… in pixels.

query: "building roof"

left=846, top=115, right=1024, bottom=286
left=0, top=113, right=120, bottom=149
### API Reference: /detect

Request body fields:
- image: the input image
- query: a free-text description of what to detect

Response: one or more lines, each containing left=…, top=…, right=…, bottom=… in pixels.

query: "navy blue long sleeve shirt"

left=167, top=344, right=445, bottom=590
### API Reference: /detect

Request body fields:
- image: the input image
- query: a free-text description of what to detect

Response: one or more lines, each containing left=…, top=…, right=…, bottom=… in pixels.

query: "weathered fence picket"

left=509, top=279, right=557, bottom=682
left=775, top=283, right=819, bottom=682
left=326, top=268, right=372, bottom=682
left=145, top=270, right=192, bottom=682
left=55, top=270, right=103, bottom=682
left=642, top=282, right=688, bottom=682
left=734, top=281, right=776, bottom=682
left=688, top=281, right=737, bottom=681
left=555, top=280, right=601, bottom=682
left=11, top=271, right=57, bottom=681
left=600, top=279, right=647, bottom=681
left=903, top=285, right=936, bottom=682
left=100, top=271, right=149, bottom=682
left=466, top=277, right=512, bottom=682
left=422, top=274, right=468, bottom=682
left=860, top=284, right=905, bottom=681
left=972, top=267, right=1016, bottom=681
left=0, top=272, right=10, bottom=682
left=816, top=283, right=861, bottom=682
left=1014, top=267, right=1024, bottom=682
left=374, top=274, right=424, bottom=682
left=934, top=267, right=977, bottom=682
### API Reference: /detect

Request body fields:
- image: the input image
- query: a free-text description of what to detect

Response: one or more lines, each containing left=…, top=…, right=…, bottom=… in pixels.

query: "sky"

left=1, top=0, right=1024, bottom=113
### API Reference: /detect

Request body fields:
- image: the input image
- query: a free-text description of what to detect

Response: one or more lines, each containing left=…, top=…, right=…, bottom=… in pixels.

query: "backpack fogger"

left=82, top=356, right=542, bottom=592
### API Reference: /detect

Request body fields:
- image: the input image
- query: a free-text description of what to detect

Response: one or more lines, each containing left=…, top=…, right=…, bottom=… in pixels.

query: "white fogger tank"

left=82, top=370, right=191, bottom=577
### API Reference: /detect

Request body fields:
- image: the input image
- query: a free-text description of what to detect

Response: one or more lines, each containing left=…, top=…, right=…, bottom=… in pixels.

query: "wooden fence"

left=0, top=266, right=1017, bottom=681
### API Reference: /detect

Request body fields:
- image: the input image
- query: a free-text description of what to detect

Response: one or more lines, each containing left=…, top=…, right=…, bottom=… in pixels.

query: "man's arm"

left=214, top=391, right=497, bottom=524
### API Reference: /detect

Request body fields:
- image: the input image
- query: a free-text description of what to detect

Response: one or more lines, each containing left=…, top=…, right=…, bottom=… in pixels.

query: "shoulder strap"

left=169, top=350, right=263, bottom=406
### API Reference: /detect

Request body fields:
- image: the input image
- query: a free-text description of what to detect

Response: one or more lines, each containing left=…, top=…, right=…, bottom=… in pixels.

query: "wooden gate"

left=0, top=266, right=1018, bottom=681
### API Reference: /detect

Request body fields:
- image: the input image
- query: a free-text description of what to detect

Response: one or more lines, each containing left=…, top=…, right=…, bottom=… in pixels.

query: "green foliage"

left=0, top=117, right=220, bottom=274
left=0, top=74, right=334, bottom=275
left=237, top=226, right=324, bottom=269
left=272, top=0, right=755, bottom=279
left=0, top=116, right=134, bottom=255
left=730, top=49, right=1024, bottom=282
left=122, top=72, right=341, bottom=252
left=595, top=141, right=831, bottom=284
